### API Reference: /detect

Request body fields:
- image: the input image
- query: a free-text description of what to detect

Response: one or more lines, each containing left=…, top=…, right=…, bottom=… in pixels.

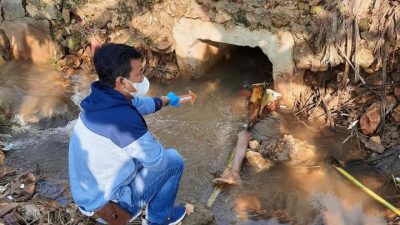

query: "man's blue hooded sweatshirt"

left=69, top=81, right=165, bottom=212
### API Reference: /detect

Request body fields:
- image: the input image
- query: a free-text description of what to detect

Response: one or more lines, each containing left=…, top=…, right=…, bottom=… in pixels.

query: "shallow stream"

left=0, top=48, right=393, bottom=224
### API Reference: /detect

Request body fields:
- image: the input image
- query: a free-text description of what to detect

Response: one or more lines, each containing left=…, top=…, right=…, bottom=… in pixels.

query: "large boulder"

left=1, top=18, right=57, bottom=64
left=26, top=0, right=62, bottom=21
left=2, top=0, right=25, bottom=21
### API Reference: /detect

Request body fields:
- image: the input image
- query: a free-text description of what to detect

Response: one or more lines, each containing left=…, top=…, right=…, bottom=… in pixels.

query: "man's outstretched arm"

left=131, top=92, right=179, bottom=116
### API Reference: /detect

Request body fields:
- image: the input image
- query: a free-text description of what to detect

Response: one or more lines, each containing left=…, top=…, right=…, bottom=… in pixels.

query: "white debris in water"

left=2, top=120, right=76, bottom=151
left=13, top=114, right=28, bottom=127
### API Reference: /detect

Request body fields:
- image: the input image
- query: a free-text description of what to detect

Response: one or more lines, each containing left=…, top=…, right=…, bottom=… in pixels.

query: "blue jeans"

left=117, top=149, right=184, bottom=224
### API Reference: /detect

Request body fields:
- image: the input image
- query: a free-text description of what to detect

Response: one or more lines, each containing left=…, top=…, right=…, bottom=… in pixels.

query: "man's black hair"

left=93, top=43, right=142, bottom=87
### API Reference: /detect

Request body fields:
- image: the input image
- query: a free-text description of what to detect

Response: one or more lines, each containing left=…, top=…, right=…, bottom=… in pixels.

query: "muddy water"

left=0, top=48, right=393, bottom=225
left=0, top=62, right=78, bottom=128
left=214, top=120, right=391, bottom=225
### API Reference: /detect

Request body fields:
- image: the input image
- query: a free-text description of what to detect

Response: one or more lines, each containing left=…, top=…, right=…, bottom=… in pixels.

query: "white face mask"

left=124, top=77, right=150, bottom=97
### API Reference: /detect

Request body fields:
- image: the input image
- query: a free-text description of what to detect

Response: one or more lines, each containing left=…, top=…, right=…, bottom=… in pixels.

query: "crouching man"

left=69, top=43, right=186, bottom=225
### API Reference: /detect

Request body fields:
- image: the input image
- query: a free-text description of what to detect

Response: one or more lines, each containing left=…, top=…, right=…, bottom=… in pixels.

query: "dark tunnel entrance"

left=197, top=40, right=274, bottom=89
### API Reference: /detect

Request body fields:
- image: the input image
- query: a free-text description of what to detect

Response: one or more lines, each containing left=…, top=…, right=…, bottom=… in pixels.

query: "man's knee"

left=164, top=149, right=184, bottom=170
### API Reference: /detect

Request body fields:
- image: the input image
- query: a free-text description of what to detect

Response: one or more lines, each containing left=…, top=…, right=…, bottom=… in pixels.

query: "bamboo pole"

left=333, top=165, right=400, bottom=216
left=206, top=146, right=236, bottom=208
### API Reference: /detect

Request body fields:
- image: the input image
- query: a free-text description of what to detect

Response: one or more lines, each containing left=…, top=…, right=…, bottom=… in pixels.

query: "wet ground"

left=0, top=47, right=396, bottom=224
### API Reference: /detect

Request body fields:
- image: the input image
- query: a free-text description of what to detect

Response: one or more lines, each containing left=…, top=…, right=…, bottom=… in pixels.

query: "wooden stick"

left=342, top=0, right=354, bottom=88
left=335, top=43, right=366, bottom=85
left=378, top=43, right=389, bottom=135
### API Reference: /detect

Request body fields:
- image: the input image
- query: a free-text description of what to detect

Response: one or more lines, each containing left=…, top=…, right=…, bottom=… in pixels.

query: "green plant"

left=235, top=9, right=249, bottom=27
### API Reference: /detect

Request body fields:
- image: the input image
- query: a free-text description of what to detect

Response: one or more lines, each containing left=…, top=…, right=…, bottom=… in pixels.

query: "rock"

left=0, top=166, right=15, bottom=179
left=60, top=54, right=81, bottom=69
left=392, top=106, right=400, bottom=122
left=310, top=0, right=323, bottom=6
left=258, top=139, right=279, bottom=157
left=184, top=1, right=212, bottom=21
left=109, top=29, right=130, bottom=44
left=164, top=62, right=179, bottom=74
left=62, top=8, right=71, bottom=24
left=394, top=87, right=400, bottom=100
left=360, top=102, right=381, bottom=135
left=370, top=136, right=382, bottom=144
left=298, top=2, right=310, bottom=11
left=0, top=29, right=12, bottom=61
left=36, top=179, right=66, bottom=200
left=245, top=12, right=260, bottom=28
left=1, top=18, right=57, bottom=64
left=18, top=204, right=40, bottom=223
left=264, top=2, right=274, bottom=9
left=308, top=106, right=326, bottom=123
left=386, top=95, right=397, bottom=114
left=182, top=204, right=214, bottom=225
left=358, top=18, right=370, bottom=32
left=9, top=173, right=36, bottom=202
left=81, top=46, right=92, bottom=61
left=3, top=212, right=23, bottom=225
left=364, top=136, right=385, bottom=153
left=357, top=41, right=375, bottom=70
left=273, top=135, right=318, bottom=166
left=54, top=42, right=65, bottom=61
left=272, top=6, right=294, bottom=28
left=326, top=95, right=339, bottom=110
left=215, top=9, right=232, bottom=23
left=248, top=140, right=260, bottom=150
left=154, top=37, right=172, bottom=53
left=148, top=54, right=160, bottom=68
left=245, top=150, right=274, bottom=172
left=234, top=194, right=263, bottom=220
left=80, top=46, right=93, bottom=70
left=365, top=71, right=383, bottom=85
left=164, top=72, right=175, bottom=80
left=272, top=15, right=290, bottom=27
left=0, top=151, right=4, bottom=165
left=389, top=130, right=399, bottom=140
left=391, top=71, right=400, bottom=83
left=26, top=0, right=61, bottom=20
left=2, top=0, right=25, bottom=21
